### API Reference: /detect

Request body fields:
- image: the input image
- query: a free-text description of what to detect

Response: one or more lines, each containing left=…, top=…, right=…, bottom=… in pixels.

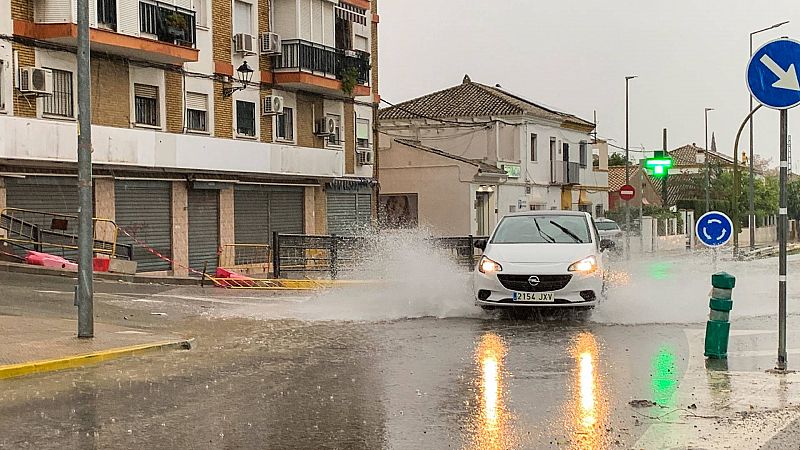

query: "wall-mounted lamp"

left=222, top=61, right=254, bottom=98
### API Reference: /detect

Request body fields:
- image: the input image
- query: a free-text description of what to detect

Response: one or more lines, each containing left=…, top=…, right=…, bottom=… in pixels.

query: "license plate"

left=512, top=292, right=555, bottom=302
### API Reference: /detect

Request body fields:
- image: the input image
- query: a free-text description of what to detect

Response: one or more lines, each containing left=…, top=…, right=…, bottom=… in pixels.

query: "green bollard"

left=704, top=272, right=736, bottom=359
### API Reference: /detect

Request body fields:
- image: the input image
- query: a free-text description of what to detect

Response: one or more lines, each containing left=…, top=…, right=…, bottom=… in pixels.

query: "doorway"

left=476, top=192, right=491, bottom=235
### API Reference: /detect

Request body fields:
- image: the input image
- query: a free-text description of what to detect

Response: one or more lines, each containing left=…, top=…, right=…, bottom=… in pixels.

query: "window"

left=276, top=107, right=294, bottom=141
left=134, top=84, right=159, bottom=126
left=233, top=0, right=252, bottom=35
left=186, top=91, right=208, bottom=132
left=0, top=60, right=4, bottom=111
left=326, top=114, right=342, bottom=146
left=550, top=137, right=557, bottom=158
left=562, top=142, right=570, bottom=161
left=236, top=100, right=256, bottom=137
left=356, top=118, right=370, bottom=148
left=530, top=133, right=538, bottom=162
left=595, top=204, right=604, bottom=218
left=195, top=0, right=207, bottom=28
left=580, top=141, right=588, bottom=168
left=42, top=68, right=74, bottom=118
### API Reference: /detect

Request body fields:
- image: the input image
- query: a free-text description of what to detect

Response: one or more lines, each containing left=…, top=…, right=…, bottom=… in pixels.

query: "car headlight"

left=568, top=256, right=597, bottom=274
left=478, top=256, right=503, bottom=274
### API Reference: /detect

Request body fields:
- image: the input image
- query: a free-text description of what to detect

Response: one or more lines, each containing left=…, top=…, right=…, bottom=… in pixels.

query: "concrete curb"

left=0, top=338, right=193, bottom=381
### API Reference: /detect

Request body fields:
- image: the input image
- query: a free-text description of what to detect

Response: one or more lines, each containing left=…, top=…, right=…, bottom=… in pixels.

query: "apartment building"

left=378, top=76, right=608, bottom=236
left=0, top=0, right=379, bottom=274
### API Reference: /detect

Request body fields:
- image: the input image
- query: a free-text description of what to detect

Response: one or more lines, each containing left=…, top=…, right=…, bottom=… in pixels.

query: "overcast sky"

left=379, top=0, right=800, bottom=169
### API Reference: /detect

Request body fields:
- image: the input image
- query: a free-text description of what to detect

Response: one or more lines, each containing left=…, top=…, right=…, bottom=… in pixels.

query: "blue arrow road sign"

left=696, top=211, right=734, bottom=248
left=747, top=38, right=800, bottom=110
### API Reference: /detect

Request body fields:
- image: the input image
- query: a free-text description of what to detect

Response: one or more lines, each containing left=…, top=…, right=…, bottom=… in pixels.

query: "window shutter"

left=356, top=119, right=370, bottom=140
left=186, top=92, right=207, bottom=111
left=234, top=0, right=252, bottom=34
left=134, top=84, right=158, bottom=99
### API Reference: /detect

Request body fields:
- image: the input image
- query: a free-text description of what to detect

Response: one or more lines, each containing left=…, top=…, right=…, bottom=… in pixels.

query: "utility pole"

left=624, top=76, right=637, bottom=259
left=662, top=128, right=668, bottom=206
left=704, top=108, right=714, bottom=212
left=777, top=109, right=788, bottom=371
left=76, top=0, right=94, bottom=338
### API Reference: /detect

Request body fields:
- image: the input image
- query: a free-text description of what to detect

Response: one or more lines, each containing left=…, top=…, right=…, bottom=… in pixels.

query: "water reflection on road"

left=569, top=332, right=607, bottom=450
left=470, top=332, right=516, bottom=450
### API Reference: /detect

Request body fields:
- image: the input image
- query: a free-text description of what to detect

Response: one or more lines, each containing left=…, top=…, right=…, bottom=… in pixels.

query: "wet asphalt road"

left=0, top=271, right=798, bottom=449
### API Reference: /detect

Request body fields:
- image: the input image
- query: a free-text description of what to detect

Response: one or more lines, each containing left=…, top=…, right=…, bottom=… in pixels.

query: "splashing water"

left=593, top=251, right=800, bottom=325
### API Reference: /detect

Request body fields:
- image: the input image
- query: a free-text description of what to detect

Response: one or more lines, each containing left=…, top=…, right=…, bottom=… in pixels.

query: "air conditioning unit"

left=344, top=50, right=359, bottom=58
left=357, top=149, right=374, bottom=166
left=314, top=118, right=332, bottom=137
left=262, top=95, right=284, bottom=115
left=18, top=67, right=53, bottom=95
left=233, top=33, right=256, bottom=55
left=260, top=32, right=282, bottom=55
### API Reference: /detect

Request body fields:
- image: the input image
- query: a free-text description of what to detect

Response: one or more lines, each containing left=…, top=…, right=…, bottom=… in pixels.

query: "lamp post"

left=222, top=61, right=255, bottom=97
left=624, top=75, right=637, bottom=259
left=705, top=107, right=714, bottom=212
left=749, top=21, right=789, bottom=249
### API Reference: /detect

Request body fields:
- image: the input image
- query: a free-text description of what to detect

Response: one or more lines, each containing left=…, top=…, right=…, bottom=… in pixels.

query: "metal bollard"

left=704, top=272, right=736, bottom=359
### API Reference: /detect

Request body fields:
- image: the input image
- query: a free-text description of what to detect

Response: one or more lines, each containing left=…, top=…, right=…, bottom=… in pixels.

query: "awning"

left=335, top=3, right=368, bottom=25
left=578, top=189, right=592, bottom=206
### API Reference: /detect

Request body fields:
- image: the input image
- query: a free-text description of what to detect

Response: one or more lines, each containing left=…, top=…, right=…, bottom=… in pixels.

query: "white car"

left=473, top=211, right=613, bottom=310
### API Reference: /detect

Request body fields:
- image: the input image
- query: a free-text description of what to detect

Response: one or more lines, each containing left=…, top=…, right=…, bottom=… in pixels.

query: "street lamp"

left=705, top=107, right=714, bottom=212
left=624, top=75, right=637, bottom=259
left=749, top=21, right=789, bottom=249
left=222, top=61, right=255, bottom=97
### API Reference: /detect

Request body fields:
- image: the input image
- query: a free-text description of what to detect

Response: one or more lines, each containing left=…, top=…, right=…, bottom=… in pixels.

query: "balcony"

left=551, top=161, right=581, bottom=185
left=15, top=0, right=198, bottom=64
left=0, top=115, right=344, bottom=179
left=138, top=0, right=197, bottom=49
left=271, top=39, right=371, bottom=97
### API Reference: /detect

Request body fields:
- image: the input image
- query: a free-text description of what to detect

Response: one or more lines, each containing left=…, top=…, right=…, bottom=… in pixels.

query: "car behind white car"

left=473, top=211, right=613, bottom=310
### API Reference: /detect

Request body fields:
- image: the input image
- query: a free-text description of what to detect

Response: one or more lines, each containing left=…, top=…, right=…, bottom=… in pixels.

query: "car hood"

left=485, top=243, right=597, bottom=264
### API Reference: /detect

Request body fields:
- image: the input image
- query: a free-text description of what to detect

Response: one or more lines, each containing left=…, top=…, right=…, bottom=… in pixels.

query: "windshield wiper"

left=549, top=220, right=584, bottom=243
left=533, top=218, right=556, bottom=243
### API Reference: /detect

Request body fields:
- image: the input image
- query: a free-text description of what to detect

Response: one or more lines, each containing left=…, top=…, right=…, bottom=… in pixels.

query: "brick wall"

left=93, top=178, right=116, bottom=243
left=171, top=181, right=189, bottom=277
left=12, top=43, right=36, bottom=118
left=165, top=70, right=184, bottom=133
left=371, top=0, right=379, bottom=96
left=296, top=92, right=324, bottom=149
left=258, top=0, right=272, bottom=71
left=91, top=58, right=130, bottom=128
left=0, top=178, right=6, bottom=238
left=314, top=185, right=327, bottom=235
left=214, top=80, right=233, bottom=138
left=218, top=187, right=235, bottom=266
left=212, top=0, right=232, bottom=64
left=11, top=0, right=32, bottom=20
left=344, top=101, right=355, bottom=174
left=260, top=90, right=273, bottom=143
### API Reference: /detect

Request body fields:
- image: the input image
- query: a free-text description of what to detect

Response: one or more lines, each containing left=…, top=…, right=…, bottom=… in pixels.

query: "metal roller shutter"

left=115, top=180, right=172, bottom=273
left=234, top=187, right=270, bottom=245
left=4, top=177, right=80, bottom=260
left=327, top=191, right=372, bottom=236
left=269, top=187, right=304, bottom=235
left=188, top=189, right=219, bottom=275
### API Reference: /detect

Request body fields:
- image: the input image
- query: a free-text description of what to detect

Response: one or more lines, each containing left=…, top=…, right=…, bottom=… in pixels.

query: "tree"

left=608, top=152, right=629, bottom=166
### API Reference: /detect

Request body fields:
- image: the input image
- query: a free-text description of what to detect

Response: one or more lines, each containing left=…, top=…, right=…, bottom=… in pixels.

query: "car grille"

left=497, top=274, right=572, bottom=292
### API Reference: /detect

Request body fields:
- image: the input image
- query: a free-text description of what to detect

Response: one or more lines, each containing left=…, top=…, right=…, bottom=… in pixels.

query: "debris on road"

left=629, top=399, right=658, bottom=408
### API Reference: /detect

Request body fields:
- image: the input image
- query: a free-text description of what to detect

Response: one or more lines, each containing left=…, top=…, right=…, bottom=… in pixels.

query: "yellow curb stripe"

left=0, top=339, right=192, bottom=380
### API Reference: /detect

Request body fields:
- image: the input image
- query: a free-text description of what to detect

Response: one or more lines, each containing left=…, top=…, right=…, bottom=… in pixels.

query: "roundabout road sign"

left=696, top=211, right=734, bottom=248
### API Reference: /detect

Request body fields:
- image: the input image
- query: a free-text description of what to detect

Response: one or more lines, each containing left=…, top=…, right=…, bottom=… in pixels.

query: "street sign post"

left=746, top=38, right=799, bottom=371
left=619, top=184, right=636, bottom=201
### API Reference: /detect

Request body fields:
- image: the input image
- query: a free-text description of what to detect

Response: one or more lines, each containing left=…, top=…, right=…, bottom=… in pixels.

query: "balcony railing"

left=551, top=161, right=581, bottom=185
left=272, top=39, right=370, bottom=86
left=97, top=0, right=117, bottom=30
left=139, top=0, right=196, bottom=48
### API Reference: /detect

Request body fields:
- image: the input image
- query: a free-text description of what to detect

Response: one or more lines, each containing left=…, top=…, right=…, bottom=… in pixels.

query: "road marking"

left=34, top=290, right=72, bottom=295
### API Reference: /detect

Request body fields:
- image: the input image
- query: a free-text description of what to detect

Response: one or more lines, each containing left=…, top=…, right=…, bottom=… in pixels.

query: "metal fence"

left=270, top=233, right=487, bottom=279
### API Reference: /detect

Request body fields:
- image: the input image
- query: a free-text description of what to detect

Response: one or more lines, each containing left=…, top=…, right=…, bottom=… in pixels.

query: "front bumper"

left=473, top=266, right=601, bottom=308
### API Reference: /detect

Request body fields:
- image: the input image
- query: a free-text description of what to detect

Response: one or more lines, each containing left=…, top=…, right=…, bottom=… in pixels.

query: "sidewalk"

left=0, top=315, right=191, bottom=380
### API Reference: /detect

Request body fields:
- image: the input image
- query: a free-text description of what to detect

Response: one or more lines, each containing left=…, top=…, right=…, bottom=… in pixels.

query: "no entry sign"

left=619, top=184, right=636, bottom=201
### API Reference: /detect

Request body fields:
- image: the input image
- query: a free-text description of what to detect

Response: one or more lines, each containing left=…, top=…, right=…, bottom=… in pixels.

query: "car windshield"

left=492, top=215, right=591, bottom=244
left=595, top=221, right=620, bottom=231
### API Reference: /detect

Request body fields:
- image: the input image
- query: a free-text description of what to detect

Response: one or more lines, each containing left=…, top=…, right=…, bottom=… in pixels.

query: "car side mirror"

left=474, top=239, right=488, bottom=250
left=600, top=239, right=615, bottom=251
